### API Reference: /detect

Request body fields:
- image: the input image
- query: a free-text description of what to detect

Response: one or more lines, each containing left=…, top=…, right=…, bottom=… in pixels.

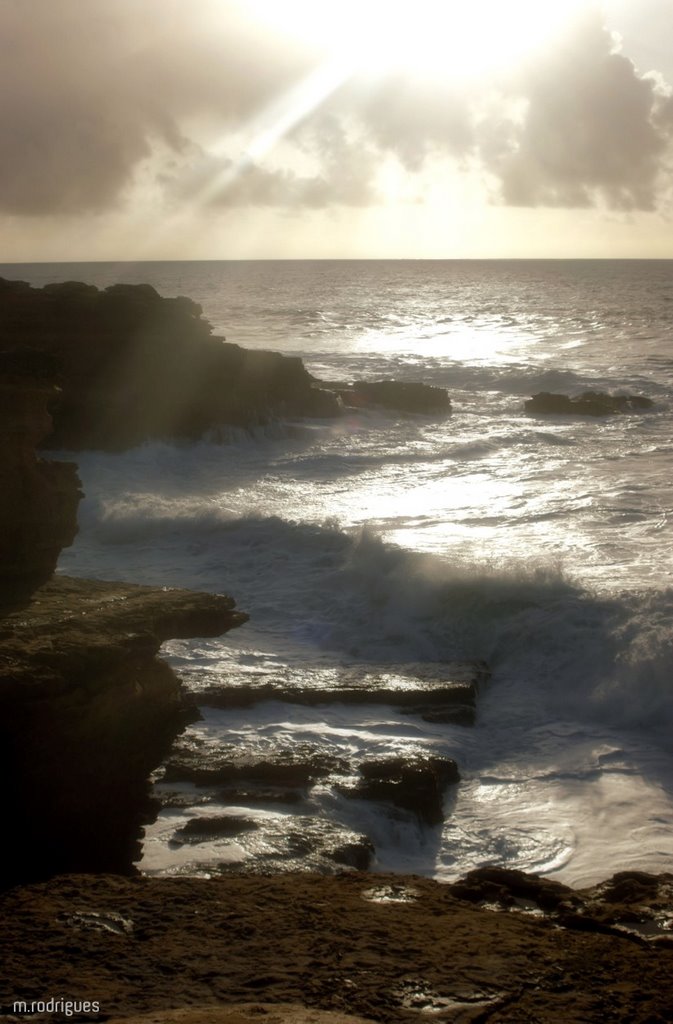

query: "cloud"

left=337, top=74, right=474, bottom=172
left=481, top=14, right=673, bottom=210
left=0, top=0, right=671, bottom=217
left=0, top=0, right=314, bottom=215
left=166, top=146, right=377, bottom=210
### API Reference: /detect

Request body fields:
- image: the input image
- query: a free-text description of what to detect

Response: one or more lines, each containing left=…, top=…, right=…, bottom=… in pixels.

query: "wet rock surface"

left=148, top=663, right=485, bottom=874
left=164, top=738, right=348, bottom=790
left=156, top=806, right=375, bottom=875
left=1, top=870, right=671, bottom=1023
left=195, top=661, right=485, bottom=717
left=336, top=379, right=451, bottom=415
left=524, top=390, right=654, bottom=416
left=338, top=756, right=460, bottom=826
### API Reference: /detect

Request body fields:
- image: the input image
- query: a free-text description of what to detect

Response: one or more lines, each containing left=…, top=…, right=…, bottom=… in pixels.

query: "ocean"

left=4, top=258, right=673, bottom=885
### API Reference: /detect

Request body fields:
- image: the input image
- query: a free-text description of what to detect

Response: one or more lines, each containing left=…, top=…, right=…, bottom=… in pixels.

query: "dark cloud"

left=0, top=0, right=314, bottom=215
left=0, top=1, right=671, bottom=216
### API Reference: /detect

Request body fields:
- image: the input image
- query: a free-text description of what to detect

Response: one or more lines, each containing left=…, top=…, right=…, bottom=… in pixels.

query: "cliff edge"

left=0, top=577, right=247, bottom=884
left=0, top=343, right=248, bottom=886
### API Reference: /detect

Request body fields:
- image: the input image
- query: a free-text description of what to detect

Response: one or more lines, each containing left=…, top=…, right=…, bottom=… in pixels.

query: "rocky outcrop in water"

left=525, top=390, right=654, bottom=416
left=337, top=379, right=451, bottom=415
left=151, top=661, right=485, bottom=872
left=338, top=756, right=460, bottom=826
left=0, top=349, right=81, bottom=605
left=0, top=277, right=341, bottom=449
left=195, top=660, right=485, bottom=724
left=0, top=576, right=248, bottom=885
left=0, top=277, right=452, bottom=450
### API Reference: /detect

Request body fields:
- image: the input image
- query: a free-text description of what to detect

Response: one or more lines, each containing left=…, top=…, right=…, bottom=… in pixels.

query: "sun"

left=247, top=0, right=591, bottom=82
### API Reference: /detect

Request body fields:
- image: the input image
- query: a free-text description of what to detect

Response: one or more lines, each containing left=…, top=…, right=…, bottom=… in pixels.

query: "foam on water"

left=33, top=257, right=673, bottom=883
left=60, top=455, right=673, bottom=883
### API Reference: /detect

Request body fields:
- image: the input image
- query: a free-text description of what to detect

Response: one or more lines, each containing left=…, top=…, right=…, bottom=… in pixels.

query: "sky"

left=1, top=0, right=672, bottom=261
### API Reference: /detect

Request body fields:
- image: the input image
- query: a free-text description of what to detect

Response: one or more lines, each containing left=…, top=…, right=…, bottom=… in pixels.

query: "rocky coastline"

left=0, top=277, right=450, bottom=451
left=0, top=345, right=248, bottom=885
left=1, top=279, right=671, bottom=1023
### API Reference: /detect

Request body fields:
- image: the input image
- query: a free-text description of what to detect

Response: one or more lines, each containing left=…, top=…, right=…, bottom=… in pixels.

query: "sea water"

left=4, top=258, right=672, bottom=885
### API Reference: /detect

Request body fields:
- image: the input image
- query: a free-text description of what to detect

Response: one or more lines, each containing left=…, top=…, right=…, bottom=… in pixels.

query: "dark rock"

left=0, top=350, right=82, bottom=605
left=204, top=816, right=376, bottom=876
left=217, top=786, right=305, bottom=805
left=329, top=837, right=375, bottom=871
left=338, top=379, right=451, bottom=415
left=3, top=871, right=673, bottom=1022
left=450, top=867, right=574, bottom=911
left=0, top=276, right=342, bottom=450
left=590, top=870, right=665, bottom=906
left=163, top=741, right=348, bottom=789
left=197, top=661, right=486, bottom=722
left=0, top=576, right=247, bottom=885
left=525, top=390, right=654, bottom=417
left=402, top=704, right=476, bottom=726
left=339, top=755, right=460, bottom=826
left=171, top=815, right=260, bottom=845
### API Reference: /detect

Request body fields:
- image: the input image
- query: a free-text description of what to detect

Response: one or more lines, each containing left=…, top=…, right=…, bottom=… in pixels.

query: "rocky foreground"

left=1, top=868, right=672, bottom=1023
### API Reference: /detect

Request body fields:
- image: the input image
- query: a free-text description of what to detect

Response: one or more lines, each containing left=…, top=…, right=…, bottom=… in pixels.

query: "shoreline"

left=2, top=868, right=672, bottom=1023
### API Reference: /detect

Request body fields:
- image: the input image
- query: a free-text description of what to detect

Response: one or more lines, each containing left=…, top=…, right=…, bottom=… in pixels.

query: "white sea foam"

left=38, top=257, right=673, bottom=883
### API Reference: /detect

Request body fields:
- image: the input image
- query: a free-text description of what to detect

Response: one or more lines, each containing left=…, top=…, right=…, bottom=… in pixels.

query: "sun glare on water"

left=248, top=0, right=590, bottom=80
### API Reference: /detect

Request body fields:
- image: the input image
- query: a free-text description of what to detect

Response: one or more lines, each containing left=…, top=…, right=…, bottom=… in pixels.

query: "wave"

left=69, top=501, right=673, bottom=739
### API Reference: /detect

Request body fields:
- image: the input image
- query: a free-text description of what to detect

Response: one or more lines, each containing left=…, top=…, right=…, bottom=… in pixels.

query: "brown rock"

left=0, top=349, right=82, bottom=605
left=339, top=378, right=451, bottom=415
left=0, top=576, right=248, bottom=885
left=2, top=871, right=671, bottom=1023
left=339, top=755, right=460, bottom=825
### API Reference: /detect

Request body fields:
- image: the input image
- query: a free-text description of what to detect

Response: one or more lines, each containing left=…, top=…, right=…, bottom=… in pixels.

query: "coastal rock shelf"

left=146, top=661, right=484, bottom=873
left=1, top=869, right=671, bottom=1023
left=0, top=575, right=248, bottom=884
left=0, top=277, right=452, bottom=450
left=194, top=661, right=486, bottom=726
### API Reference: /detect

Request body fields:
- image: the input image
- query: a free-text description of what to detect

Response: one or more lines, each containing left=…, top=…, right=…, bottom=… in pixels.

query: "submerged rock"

left=165, top=811, right=375, bottom=875
left=171, top=815, right=260, bottom=845
left=524, top=390, right=654, bottom=417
